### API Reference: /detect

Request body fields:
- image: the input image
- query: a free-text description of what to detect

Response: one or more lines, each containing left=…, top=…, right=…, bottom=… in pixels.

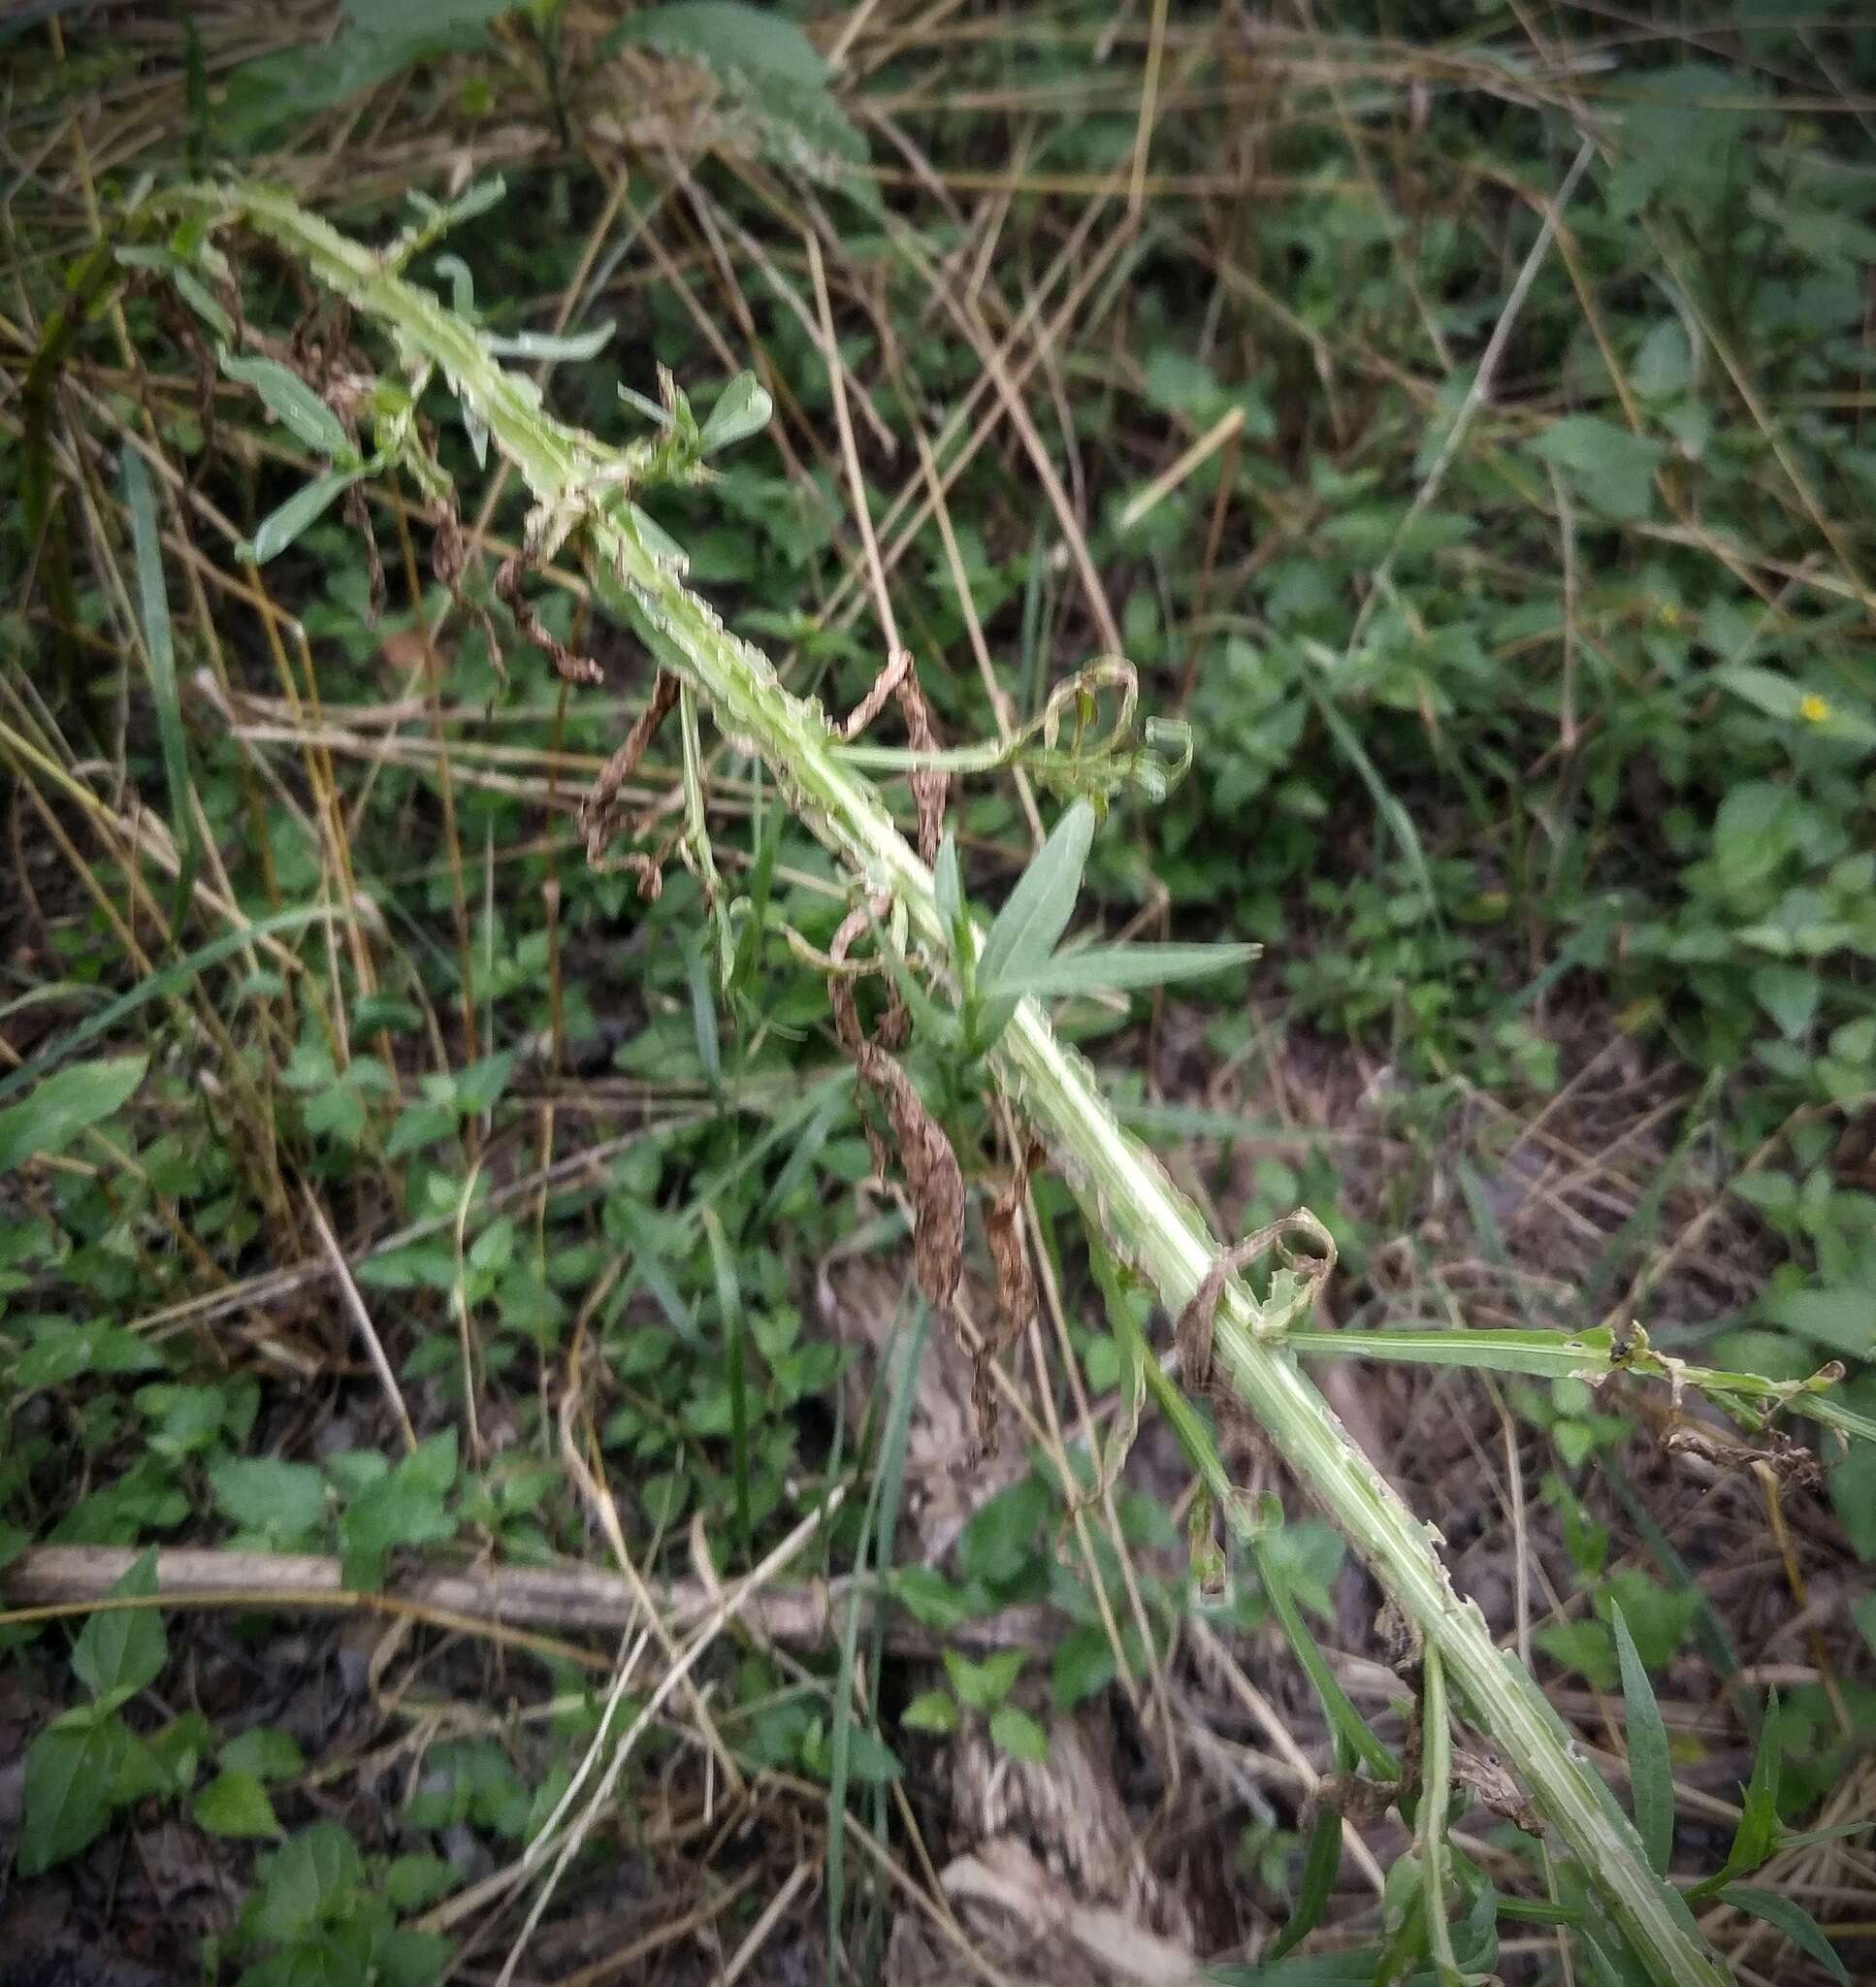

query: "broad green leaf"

left=1051, top=1623, right=1115, bottom=1710
left=0, top=1055, right=146, bottom=1174
left=339, top=1432, right=459, bottom=1589
left=1750, top=963, right=1820, bottom=1040
left=218, top=351, right=352, bottom=459
left=976, top=799, right=1094, bottom=1002
left=385, top=1854, right=460, bottom=1908
left=988, top=1705, right=1050, bottom=1764
left=1632, top=319, right=1692, bottom=401
left=222, top=1727, right=307, bottom=1781
left=250, top=1821, right=364, bottom=1941
left=193, top=1769, right=281, bottom=1839
left=1611, top=1604, right=1674, bottom=1873
left=989, top=939, right=1260, bottom=1000
left=1720, top=1886, right=1850, bottom=1986
left=220, top=3, right=508, bottom=143
left=122, top=448, right=199, bottom=927
left=243, top=468, right=364, bottom=565
left=1528, top=415, right=1664, bottom=520
left=604, top=2, right=828, bottom=84
left=1717, top=666, right=1876, bottom=748
left=943, top=1646, right=1025, bottom=1711
left=17, top=1710, right=128, bottom=1875
left=71, top=1549, right=166, bottom=1706
left=699, top=371, right=772, bottom=453
left=1766, top=1288, right=1870, bottom=1363
left=899, top=1689, right=957, bottom=1735
left=15, top=1318, right=162, bottom=1389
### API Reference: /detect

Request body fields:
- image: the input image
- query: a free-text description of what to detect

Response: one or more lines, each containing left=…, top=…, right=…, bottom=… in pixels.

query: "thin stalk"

left=163, top=181, right=1730, bottom=1987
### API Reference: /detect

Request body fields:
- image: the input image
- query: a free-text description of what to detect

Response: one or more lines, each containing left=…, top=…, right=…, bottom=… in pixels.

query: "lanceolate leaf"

left=976, top=799, right=1094, bottom=999
left=218, top=350, right=353, bottom=458
left=989, top=939, right=1260, bottom=1000
left=1612, top=1604, right=1674, bottom=1874
left=243, top=466, right=364, bottom=565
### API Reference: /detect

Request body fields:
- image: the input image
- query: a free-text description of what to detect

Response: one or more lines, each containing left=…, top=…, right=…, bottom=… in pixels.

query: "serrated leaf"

left=988, top=1704, right=1050, bottom=1764
left=71, top=1549, right=165, bottom=1705
left=0, top=1055, right=146, bottom=1175
left=243, top=468, right=364, bottom=565
left=218, top=351, right=352, bottom=458
left=193, top=1768, right=281, bottom=1839
left=1611, top=1604, right=1674, bottom=1874
left=976, top=800, right=1094, bottom=1005
left=699, top=371, right=772, bottom=453
left=989, top=939, right=1259, bottom=1000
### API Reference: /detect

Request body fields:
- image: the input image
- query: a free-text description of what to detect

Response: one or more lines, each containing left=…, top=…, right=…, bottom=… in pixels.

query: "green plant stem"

left=167, top=180, right=1729, bottom=1987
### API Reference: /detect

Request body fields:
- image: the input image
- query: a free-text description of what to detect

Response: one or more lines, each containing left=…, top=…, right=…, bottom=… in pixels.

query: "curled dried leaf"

left=840, top=645, right=948, bottom=863
left=580, top=670, right=680, bottom=867
left=825, top=902, right=967, bottom=1405
left=1306, top=1772, right=1400, bottom=1826
left=977, top=1138, right=1044, bottom=1454
left=496, top=551, right=603, bottom=685
left=1665, top=1419, right=1823, bottom=1492
left=1451, top=1750, right=1544, bottom=1837
left=1173, top=1210, right=1338, bottom=1398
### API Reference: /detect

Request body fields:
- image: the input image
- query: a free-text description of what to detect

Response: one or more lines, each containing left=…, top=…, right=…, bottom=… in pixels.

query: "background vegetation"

left=2, top=2, right=1874, bottom=1983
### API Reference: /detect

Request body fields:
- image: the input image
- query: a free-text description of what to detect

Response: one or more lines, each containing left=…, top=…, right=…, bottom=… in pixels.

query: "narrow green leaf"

left=485, top=319, right=616, bottom=362
left=976, top=799, right=1094, bottom=1000
left=702, top=1207, right=750, bottom=1552
left=122, top=447, right=199, bottom=929
left=1720, top=1886, right=1850, bottom=1986
left=242, top=466, right=363, bottom=565
left=990, top=939, right=1260, bottom=1000
left=1268, top=1736, right=1352, bottom=1960
left=1612, top=1605, right=1674, bottom=1874
left=218, top=349, right=352, bottom=457
left=1689, top=1691, right=1782, bottom=1901
left=932, top=831, right=964, bottom=943
left=0, top=905, right=346, bottom=1107
left=0, top=1056, right=146, bottom=1175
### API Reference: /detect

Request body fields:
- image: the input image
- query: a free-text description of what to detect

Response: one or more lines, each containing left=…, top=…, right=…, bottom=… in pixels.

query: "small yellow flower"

left=1799, top=693, right=1832, bottom=725
left=1657, top=600, right=1681, bottom=630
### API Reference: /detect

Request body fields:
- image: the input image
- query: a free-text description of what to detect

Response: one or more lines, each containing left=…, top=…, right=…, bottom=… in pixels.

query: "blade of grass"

left=1611, top=1604, right=1675, bottom=1876
left=701, top=1207, right=751, bottom=1555
left=120, top=447, right=198, bottom=931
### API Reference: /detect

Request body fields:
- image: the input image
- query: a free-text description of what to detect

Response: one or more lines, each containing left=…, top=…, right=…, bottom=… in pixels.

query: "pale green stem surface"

left=171, top=181, right=1729, bottom=1987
